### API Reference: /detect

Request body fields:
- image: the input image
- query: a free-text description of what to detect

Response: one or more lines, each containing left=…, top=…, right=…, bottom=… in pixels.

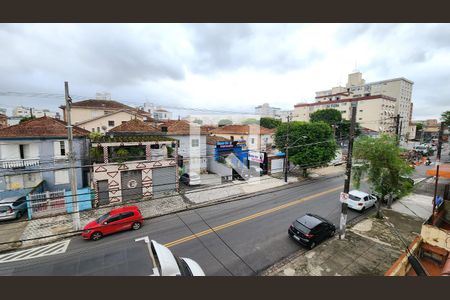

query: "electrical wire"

left=173, top=212, right=235, bottom=276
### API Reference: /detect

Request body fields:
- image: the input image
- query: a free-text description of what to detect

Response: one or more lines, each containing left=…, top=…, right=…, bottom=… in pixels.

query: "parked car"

left=82, top=206, right=143, bottom=241
left=288, top=213, right=336, bottom=249
left=0, top=196, right=27, bottom=221
left=135, top=237, right=205, bottom=276
left=414, top=145, right=429, bottom=155
left=180, top=172, right=201, bottom=186
left=347, top=190, right=377, bottom=211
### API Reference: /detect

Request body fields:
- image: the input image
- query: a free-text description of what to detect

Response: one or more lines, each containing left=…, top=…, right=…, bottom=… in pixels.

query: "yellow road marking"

left=164, top=185, right=343, bottom=248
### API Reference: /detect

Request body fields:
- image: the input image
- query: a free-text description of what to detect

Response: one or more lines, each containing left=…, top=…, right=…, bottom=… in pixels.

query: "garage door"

left=271, top=158, right=284, bottom=174
left=121, top=170, right=143, bottom=202
left=152, top=167, right=177, bottom=194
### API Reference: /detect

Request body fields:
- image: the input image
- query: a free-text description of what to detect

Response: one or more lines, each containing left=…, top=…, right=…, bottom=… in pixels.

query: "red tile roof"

left=158, top=120, right=208, bottom=135
left=295, top=95, right=396, bottom=108
left=207, top=135, right=231, bottom=145
left=109, top=119, right=160, bottom=134
left=210, top=124, right=274, bottom=135
left=0, top=116, right=89, bottom=138
left=60, top=99, right=131, bottom=110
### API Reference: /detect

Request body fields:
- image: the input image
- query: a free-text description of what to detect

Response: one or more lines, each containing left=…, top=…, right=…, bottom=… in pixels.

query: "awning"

left=426, top=165, right=450, bottom=178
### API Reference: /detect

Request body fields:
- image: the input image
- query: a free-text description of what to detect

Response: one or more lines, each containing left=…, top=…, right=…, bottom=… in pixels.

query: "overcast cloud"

left=0, top=23, right=449, bottom=120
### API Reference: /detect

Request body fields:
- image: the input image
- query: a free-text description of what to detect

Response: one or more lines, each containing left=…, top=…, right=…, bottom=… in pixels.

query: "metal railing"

left=0, top=158, right=40, bottom=169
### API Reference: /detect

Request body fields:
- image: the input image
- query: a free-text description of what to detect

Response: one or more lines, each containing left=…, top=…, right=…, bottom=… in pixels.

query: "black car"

left=288, top=214, right=336, bottom=249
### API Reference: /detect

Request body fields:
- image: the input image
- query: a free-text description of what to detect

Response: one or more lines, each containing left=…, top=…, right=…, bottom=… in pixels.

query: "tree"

left=274, top=121, right=337, bottom=177
left=242, top=118, right=259, bottom=125
left=19, top=116, right=36, bottom=123
left=310, top=109, right=342, bottom=126
left=218, top=119, right=233, bottom=127
left=415, top=123, right=423, bottom=131
left=309, top=108, right=360, bottom=141
left=260, top=117, right=282, bottom=129
left=352, top=134, right=414, bottom=218
left=441, top=110, right=450, bottom=125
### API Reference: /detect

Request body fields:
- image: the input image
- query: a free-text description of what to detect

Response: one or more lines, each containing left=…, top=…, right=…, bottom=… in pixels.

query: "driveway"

left=0, top=217, right=28, bottom=252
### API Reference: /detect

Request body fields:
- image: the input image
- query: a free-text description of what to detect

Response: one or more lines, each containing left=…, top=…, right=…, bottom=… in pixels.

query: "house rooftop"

left=0, top=116, right=89, bottom=139
left=211, top=124, right=274, bottom=135
left=158, top=120, right=209, bottom=135
left=207, top=135, right=231, bottom=145
left=59, top=99, right=131, bottom=110
left=109, top=118, right=160, bottom=134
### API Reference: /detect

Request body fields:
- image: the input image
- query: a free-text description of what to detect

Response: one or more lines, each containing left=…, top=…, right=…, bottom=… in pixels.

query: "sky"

left=0, top=23, right=449, bottom=120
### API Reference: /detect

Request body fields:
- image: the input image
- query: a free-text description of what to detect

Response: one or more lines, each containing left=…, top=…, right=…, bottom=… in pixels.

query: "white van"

left=347, top=190, right=377, bottom=212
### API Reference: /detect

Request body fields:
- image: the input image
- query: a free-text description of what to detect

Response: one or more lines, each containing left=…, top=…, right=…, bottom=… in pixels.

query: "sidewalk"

left=262, top=208, right=424, bottom=276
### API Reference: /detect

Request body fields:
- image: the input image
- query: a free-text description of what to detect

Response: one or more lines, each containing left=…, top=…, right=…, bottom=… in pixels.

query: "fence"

left=27, top=190, right=66, bottom=219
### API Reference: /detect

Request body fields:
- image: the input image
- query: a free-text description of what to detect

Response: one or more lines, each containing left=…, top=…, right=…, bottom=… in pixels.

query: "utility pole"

left=432, top=122, right=445, bottom=222
left=284, top=114, right=291, bottom=183
left=339, top=101, right=357, bottom=240
left=65, top=81, right=81, bottom=231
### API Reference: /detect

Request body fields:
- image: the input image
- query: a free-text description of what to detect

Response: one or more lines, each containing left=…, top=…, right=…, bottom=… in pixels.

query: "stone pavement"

left=261, top=209, right=423, bottom=276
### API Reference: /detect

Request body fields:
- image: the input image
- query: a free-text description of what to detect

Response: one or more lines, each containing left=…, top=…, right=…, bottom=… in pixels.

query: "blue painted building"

left=0, top=117, right=90, bottom=199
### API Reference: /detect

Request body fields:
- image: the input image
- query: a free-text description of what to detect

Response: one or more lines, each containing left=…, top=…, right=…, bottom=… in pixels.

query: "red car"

left=82, top=206, right=144, bottom=241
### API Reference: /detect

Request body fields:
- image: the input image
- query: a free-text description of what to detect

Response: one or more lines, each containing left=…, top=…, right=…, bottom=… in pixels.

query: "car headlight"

left=83, top=229, right=91, bottom=234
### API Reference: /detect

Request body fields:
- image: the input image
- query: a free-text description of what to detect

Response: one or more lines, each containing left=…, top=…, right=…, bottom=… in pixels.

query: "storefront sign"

left=249, top=151, right=264, bottom=163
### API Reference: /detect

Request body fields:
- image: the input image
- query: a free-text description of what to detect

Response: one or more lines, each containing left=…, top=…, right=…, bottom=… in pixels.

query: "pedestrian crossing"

left=0, top=240, right=70, bottom=264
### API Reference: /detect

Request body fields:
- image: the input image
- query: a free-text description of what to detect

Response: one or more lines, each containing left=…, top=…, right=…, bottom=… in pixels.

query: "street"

left=0, top=175, right=371, bottom=276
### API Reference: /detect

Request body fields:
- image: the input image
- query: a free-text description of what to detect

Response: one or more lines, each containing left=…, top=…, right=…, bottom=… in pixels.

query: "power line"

left=174, top=212, right=235, bottom=276
left=191, top=208, right=257, bottom=275
left=0, top=172, right=346, bottom=241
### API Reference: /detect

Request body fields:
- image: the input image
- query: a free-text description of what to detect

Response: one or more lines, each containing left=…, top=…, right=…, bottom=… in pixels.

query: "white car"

left=135, top=237, right=205, bottom=276
left=347, top=190, right=377, bottom=212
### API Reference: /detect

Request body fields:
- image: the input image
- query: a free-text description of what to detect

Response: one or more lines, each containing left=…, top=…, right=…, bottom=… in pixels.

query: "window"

left=97, top=127, right=100, bottom=132
left=122, top=121, right=126, bottom=124
left=108, top=120, right=115, bottom=127
left=13, top=197, right=26, bottom=207
left=121, top=211, right=134, bottom=219
left=251, top=138, right=255, bottom=144
left=106, top=215, right=121, bottom=224
left=54, top=140, right=68, bottom=157
left=19, top=144, right=25, bottom=159
left=59, top=141, right=66, bottom=156
left=191, top=139, right=199, bottom=147
left=54, top=170, right=69, bottom=185
left=230, top=136, right=234, bottom=141
left=161, top=126, right=168, bottom=132
left=359, top=110, right=363, bottom=112
left=92, top=128, right=95, bottom=132
left=358, top=118, right=362, bottom=121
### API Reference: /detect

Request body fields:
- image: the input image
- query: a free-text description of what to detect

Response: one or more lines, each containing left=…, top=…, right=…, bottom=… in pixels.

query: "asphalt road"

left=0, top=175, right=373, bottom=276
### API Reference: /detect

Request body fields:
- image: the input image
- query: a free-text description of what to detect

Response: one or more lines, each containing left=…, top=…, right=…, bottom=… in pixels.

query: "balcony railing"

left=0, top=158, right=40, bottom=169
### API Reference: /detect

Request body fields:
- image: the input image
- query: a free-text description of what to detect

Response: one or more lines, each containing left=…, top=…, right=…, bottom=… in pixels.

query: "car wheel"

left=132, top=222, right=142, bottom=230
left=16, top=211, right=22, bottom=219
left=91, top=232, right=103, bottom=241
left=309, top=242, right=316, bottom=250
left=361, top=206, right=366, bottom=212
left=329, top=229, right=336, bottom=237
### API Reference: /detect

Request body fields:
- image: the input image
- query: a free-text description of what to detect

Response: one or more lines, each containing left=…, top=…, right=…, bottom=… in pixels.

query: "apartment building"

left=12, top=106, right=60, bottom=119
left=294, top=95, right=396, bottom=133
left=314, top=71, right=413, bottom=136
left=255, top=103, right=281, bottom=117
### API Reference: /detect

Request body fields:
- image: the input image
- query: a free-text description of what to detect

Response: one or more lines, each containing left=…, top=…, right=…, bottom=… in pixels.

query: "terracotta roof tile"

left=158, top=120, right=208, bottom=135
left=207, top=135, right=231, bottom=145
left=109, top=119, right=160, bottom=133
left=0, top=116, right=89, bottom=138
left=210, top=124, right=274, bottom=135
left=60, top=99, right=131, bottom=110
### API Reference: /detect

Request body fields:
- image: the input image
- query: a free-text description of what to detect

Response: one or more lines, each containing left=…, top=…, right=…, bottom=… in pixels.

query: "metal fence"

left=28, top=190, right=66, bottom=218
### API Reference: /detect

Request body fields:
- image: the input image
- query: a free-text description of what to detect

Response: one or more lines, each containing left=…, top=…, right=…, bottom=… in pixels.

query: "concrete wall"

left=169, top=135, right=207, bottom=172
left=92, top=159, right=178, bottom=204
left=421, top=223, right=450, bottom=252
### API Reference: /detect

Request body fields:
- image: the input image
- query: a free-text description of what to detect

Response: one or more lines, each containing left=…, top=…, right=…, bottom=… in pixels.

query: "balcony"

left=0, top=158, right=40, bottom=169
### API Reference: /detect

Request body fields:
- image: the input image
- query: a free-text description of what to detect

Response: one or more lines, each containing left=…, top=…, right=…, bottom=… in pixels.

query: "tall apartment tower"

left=314, top=71, right=413, bottom=138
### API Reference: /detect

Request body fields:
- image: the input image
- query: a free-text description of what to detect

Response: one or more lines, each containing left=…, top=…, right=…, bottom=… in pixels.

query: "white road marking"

left=0, top=240, right=71, bottom=263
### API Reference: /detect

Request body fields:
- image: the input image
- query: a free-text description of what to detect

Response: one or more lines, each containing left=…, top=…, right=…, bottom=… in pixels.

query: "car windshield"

left=175, top=257, right=193, bottom=276
left=349, top=194, right=362, bottom=201
left=293, top=220, right=311, bottom=234
left=96, top=212, right=110, bottom=224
